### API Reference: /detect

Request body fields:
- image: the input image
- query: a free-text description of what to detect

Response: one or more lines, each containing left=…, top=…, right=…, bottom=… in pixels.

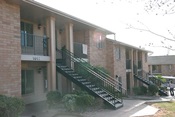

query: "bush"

left=76, top=94, right=95, bottom=107
left=0, top=95, right=25, bottom=117
left=133, top=87, right=140, bottom=95
left=140, top=86, right=147, bottom=95
left=62, top=94, right=78, bottom=111
left=148, top=84, right=159, bottom=95
left=133, top=86, right=147, bottom=95
left=62, top=90, right=95, bottom=112
left=46, top=91, right=62, bottom=108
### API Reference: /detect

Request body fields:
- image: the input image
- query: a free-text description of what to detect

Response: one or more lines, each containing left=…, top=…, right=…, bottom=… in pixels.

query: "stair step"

left=73, top=76, right=83, bottom=79
left=91, top=87, right=100, bottom=91
left=95, top=90, right=105, bottom=94
left=99, top=93, right=109, bottom=97
left=82, top=82, right=91, bottom=85
left=65, top=70, right=75, bottom=73
left=105, top=96, right=114, bottom=101
left=109, top=100, right=119, bottom=105
left=86, top=84, right=95, bottom=88
left=77, top=79, right=86, bottom=82
left=61, top=68, right=72, bottom=71
left=69, top=73, right=79, bottom=76
left=57, top=65, right=67, bottom=68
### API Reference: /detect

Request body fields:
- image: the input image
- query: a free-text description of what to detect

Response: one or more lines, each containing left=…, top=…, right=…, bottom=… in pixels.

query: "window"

left=97, top=35, right=104, bottom=48
left=21, top=70, right=34, bottom=95
left=116, top=47, right=121, bottom=60
left=21, top=21, right=33, bottom=47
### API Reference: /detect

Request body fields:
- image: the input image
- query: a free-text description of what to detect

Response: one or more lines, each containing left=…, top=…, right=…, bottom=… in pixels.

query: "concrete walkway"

left=21, top=96, right=175, bottom=117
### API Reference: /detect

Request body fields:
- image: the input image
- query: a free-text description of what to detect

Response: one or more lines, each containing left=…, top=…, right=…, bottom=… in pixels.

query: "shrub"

left=148, top=84, right=159, bottom=95
left=140, top=85, right=147, bottom=95
left=62, top=90, right=95, bottom=112
left=46, top=91, right=62, bottom=108
left=76, top=94, right=95, bottom=107
left=62, top=94, right=78, bottom=111
left=133, top=87, right=141, bottom=95
left=0, top=95, right=25, bottom=117
left=133, top=86, right=148, bottom=95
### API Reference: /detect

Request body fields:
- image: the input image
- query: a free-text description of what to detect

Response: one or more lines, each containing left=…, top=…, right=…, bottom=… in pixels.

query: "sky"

left=35, top=0, right=175, bottom=56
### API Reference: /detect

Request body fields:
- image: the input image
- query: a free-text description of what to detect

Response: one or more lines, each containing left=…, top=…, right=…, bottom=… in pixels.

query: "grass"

left=152, top=101, right=175, bottom=117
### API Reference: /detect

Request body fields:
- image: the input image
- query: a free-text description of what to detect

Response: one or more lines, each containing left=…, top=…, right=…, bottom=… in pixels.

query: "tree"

left=144, top=0, right=175, bottom=15
left=127, top=21, right=175, bottom=54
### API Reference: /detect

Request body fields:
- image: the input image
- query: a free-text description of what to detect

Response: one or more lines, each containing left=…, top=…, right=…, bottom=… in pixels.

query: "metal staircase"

left=56, top=48, right=126, bottom=109
left=134, top=73, right=168, bottom=96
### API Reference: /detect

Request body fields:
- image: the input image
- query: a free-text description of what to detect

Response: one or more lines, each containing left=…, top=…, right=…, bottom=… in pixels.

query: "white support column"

left=46, top=16, right=56, bottom=91
left=65, top=23, right=74, bottom=53
left=65, top=23, right=74, bottom=68
left=65, top=22, right=74, bottom=92
left=130, top=49, right=134, bottom=94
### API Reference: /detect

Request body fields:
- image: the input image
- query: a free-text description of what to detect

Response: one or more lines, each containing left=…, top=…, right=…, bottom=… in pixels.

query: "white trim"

left=21, top=55, right=50, bottom=61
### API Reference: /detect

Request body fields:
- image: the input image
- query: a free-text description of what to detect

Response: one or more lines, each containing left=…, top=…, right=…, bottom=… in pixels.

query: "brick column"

left=0, top=1, right=21, bottom=97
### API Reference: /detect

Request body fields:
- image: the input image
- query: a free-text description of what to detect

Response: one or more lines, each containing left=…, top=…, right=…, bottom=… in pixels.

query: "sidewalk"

left=21, top=96, right=175, bottom=117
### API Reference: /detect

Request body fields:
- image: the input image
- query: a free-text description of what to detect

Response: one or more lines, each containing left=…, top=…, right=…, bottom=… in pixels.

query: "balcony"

left=21, top=32, right=48, bottom=56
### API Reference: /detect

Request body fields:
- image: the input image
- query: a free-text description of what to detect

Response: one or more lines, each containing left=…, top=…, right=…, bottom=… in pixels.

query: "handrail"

left=59, top=48, right=127, bottom=95
left=57, top=48, right=124, bottom=101
left=136, top=69, right=164, bottom=86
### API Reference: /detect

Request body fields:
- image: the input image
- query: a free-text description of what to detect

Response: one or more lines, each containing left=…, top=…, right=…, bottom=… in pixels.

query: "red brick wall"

left=161, top=64, right=175, bottom=76
left=106, top=40, right=114, bottom=76
left=89, top=31, right=106, bottom=68
left=0, top=0, right=21, bottom=97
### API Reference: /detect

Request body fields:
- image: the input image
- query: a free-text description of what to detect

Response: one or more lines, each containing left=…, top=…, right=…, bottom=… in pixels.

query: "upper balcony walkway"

left=21, top=32, right=49, bottom=56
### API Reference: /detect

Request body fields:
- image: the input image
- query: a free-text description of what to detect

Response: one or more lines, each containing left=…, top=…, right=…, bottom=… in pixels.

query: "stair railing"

left=57, top=48, right=124, bottom=102
left=60, top=48, right=127, bottom=96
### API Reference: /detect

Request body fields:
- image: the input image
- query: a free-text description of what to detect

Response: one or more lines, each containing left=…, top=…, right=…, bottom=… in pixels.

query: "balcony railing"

left=21, top=32, right=48, bottom=56
left=126, top=59, right=131, bottom=69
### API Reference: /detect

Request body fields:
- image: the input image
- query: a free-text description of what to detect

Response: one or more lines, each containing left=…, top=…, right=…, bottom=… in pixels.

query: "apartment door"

left=126, top=72, right=131, bottom=95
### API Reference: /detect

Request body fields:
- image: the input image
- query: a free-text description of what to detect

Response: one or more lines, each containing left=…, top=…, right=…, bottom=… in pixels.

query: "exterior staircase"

left=134, top=74, right=168, bottom=96
left=56, top=48, right=126, bottom=109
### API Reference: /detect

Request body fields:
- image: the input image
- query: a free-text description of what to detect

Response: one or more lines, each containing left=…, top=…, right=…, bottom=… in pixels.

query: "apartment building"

left=0, top=0, right=116, bottom=104
left=148, top=56, right=175, bottom=77
left=106, top=39, right=150, bottom=94
left=0, top=0, right=150, bottom=106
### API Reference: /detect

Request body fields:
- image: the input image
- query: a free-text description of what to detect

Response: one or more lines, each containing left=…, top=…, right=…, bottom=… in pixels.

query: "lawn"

left=151, top=101, right=175, bottom=117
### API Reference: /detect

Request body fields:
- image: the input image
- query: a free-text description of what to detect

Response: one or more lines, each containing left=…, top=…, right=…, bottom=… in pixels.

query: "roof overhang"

left=7, top=0, right=115, bottom=34
left=107, top=38, right=152, bottom=53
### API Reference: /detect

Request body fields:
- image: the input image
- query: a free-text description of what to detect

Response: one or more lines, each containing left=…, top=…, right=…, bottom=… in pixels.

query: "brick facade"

left=89, top=31, right=106, bottom=68
left=0, top=0, right=21, bottom=97
left=161, top=64, right=175, bottom=76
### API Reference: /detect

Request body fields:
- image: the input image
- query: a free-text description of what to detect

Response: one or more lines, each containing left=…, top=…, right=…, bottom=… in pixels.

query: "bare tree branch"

left=127, top=24, right=175, bottom=42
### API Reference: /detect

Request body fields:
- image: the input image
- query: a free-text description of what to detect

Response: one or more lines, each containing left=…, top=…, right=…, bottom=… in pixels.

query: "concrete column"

left=150, top=65, right=152, bottom=74
left=65, top=23, right=74, bottom=53
left=46, top=16, right=56, bottom=91
left=65, top=23, right=74, bottom=92
left=135, top=50, right=139, bottom=86
left=65, top=23, right=74, bottom=68
left=130, top=49, right=134, bottom=94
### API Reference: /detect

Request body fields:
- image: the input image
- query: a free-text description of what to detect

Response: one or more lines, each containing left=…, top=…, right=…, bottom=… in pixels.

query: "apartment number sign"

left=33, top=56, right=40, bottom=61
